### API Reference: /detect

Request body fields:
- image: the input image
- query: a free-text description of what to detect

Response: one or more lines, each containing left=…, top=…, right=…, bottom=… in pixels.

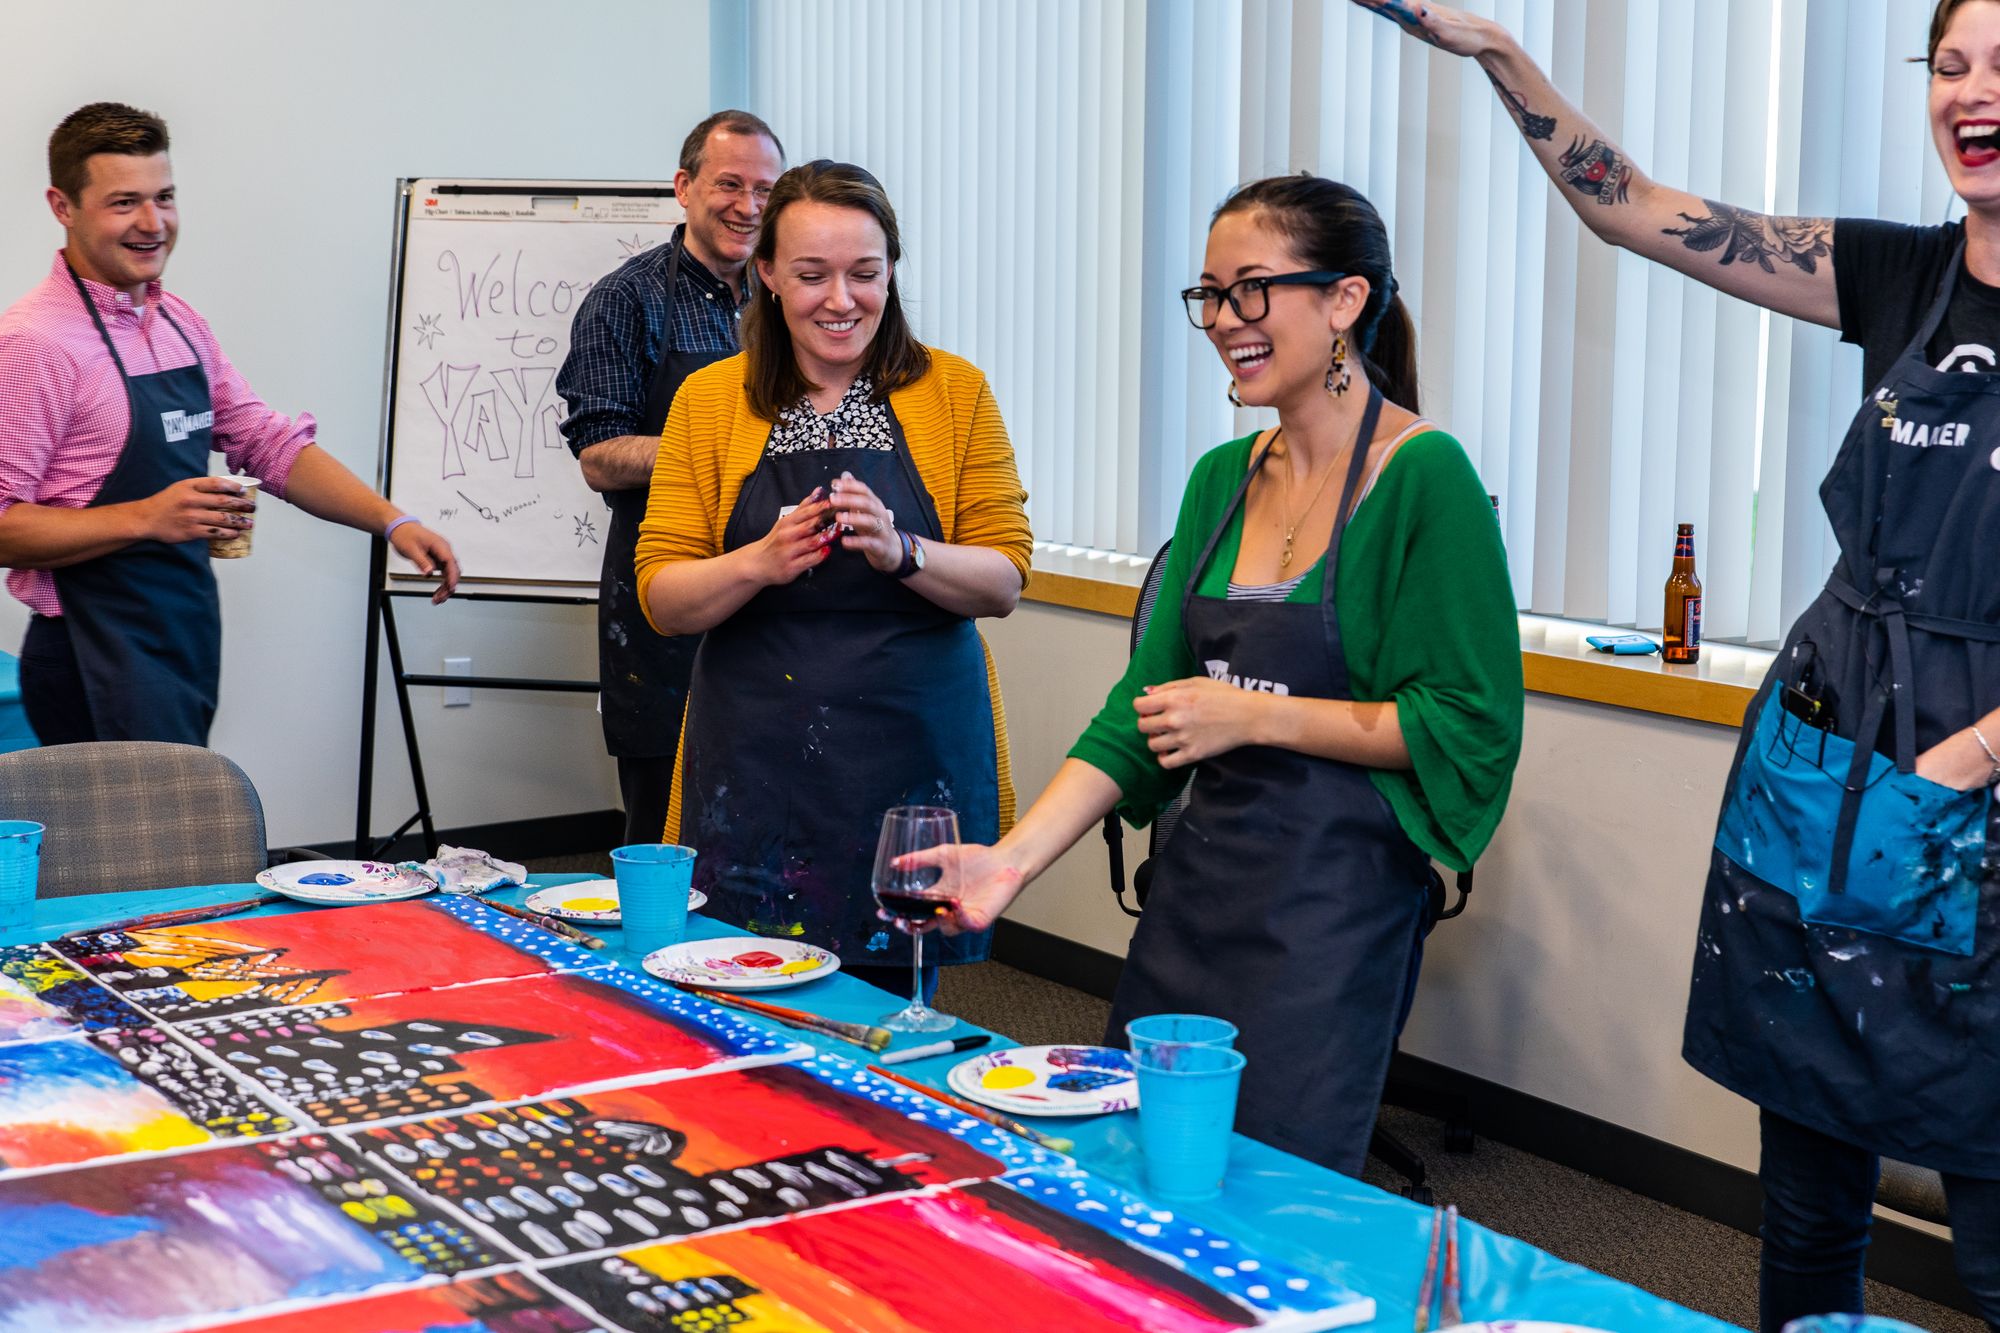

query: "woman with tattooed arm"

left=1361, top=2, right=2000, bottom=1327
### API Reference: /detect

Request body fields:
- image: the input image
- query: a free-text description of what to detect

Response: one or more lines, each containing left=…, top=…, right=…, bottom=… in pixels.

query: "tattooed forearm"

left=1662, top=201, right=1833, bottom=275
left=1558, top=136, right=1632, bottom=205
left=1485, top=68, right=1556, bottom=141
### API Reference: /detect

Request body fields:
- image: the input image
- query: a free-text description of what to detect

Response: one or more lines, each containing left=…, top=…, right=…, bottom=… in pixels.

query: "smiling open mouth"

left=1957, top=120, right=2000, bottom=167
left=1228, top=342, right=1272, bottom=372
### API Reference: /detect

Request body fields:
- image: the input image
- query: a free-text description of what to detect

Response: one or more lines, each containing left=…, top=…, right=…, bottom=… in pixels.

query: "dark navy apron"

left=674, top=405, right=999, bottom=967
left=50, top=264, right=221, bottom=745
left=1686, top=244, right=2000, bottom=1175
left=1108, top=390, right=1432, bottom=1177
left=598, top=231, right=731, bottom=761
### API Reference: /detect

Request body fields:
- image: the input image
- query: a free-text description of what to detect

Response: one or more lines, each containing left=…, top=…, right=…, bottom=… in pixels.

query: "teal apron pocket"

left=1716, top=697, right=1986, bottom=955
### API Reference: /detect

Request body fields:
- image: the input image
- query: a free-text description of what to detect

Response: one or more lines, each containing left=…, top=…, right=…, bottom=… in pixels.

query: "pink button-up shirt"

left=0, top=251, right=316, bottom=617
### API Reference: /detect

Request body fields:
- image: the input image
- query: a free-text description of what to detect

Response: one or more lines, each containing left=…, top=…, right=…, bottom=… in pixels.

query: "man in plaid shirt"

left=558, top=110, right=783, bottom=844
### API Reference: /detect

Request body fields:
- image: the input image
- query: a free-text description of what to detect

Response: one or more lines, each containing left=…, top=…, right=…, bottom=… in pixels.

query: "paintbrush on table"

left=476, top=897, right=607, bottom=949
left=674, top=985, right=892, bottom=1052
left=1440, top=1204, right=1462, bottom=1327
left=867, top=1062, right=1075, bottom=1155
left=72, top=894, right=285, bottom=939
left=1414, top=1203, right=1444, bottom=1333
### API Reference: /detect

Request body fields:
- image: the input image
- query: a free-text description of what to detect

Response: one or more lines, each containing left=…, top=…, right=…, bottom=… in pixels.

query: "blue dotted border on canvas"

left=996, top=1167, right=1370, bottom=1325
left=790, top=1053, right=1066, bottom=1174
left=426, top=895, right=610, bottom=975
left=572, top=965, right=800, bottom=1062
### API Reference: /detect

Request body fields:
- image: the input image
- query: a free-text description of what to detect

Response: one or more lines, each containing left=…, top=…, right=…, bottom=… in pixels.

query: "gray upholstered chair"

left=0, top=741, right=268, bottom=896
left=1878, top=1158, right=1950, bottom=1227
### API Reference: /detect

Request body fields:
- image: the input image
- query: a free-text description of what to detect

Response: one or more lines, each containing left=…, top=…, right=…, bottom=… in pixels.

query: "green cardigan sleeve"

left=1338, top=432, right=1523, bottom=870
left=1066, top=436, right=1254, bottom=826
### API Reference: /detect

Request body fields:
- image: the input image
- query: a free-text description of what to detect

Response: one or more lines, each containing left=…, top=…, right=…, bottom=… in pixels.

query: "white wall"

left=0, top=2, right=713, bottom=845
left=985, top=601, right=1761, bottom=1174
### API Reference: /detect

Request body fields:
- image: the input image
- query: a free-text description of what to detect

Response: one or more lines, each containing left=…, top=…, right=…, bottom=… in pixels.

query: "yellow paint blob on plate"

left=564, top=896, right=618, bottom=912
left=776, top=959, right=822, bottom=975
left=981, top=1067, right=1037, bottom=1092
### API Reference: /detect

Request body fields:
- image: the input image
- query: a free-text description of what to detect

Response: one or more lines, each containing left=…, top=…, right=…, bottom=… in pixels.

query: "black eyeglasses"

left=1180, top=270, right=1346, bottom=329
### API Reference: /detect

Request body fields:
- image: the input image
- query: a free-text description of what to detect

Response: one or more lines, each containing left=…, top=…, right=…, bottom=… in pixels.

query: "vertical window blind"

left=728, top=0, right=1949, bottom=645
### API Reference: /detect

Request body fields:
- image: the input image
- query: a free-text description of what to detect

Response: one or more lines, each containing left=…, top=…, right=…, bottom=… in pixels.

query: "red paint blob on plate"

left=732, top=951, right=786, bottom=969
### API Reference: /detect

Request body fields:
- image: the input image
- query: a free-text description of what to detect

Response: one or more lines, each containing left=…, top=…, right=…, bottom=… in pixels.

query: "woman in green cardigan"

left=921, top=174, right=1523, bottom=1177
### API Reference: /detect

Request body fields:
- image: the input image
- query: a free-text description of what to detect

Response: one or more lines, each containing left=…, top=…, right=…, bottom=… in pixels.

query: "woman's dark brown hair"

left=741, top=160, right=930, bottom=421
left=1211, top=174, right=1420, bottom=413
left=1926, top=0, right=1983, bottom=67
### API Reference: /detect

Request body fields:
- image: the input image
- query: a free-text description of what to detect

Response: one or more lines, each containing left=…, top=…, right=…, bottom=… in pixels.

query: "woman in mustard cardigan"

left=636, top=159, right=1031, bottom=996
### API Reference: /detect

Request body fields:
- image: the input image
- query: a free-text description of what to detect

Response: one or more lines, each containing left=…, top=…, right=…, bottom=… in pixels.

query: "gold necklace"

left=1274, top=429, right=1347, bottom=569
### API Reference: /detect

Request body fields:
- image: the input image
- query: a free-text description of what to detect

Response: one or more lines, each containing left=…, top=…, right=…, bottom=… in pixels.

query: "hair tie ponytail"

left=1357, top=273, right=1398, bottom=354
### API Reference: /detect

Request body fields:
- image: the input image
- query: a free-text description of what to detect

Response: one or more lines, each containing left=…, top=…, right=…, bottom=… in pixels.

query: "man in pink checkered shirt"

left=0, top=103, right=461, bottom=747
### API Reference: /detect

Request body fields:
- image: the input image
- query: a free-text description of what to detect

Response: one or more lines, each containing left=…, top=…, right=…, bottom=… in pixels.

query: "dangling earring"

left=1327, top=334, right=1352, bottom=397
left=1227, top=380, right=1244, bottom=408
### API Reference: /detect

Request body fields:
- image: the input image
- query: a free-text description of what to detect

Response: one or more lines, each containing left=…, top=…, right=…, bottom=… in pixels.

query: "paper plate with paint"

left=642, top=937, right=841, bottom=990
left=255, top=860, right=437, bottom=906
left=947, top=1044, right=1139, bottom=1116
left=523, top=879, right=709, bottom=924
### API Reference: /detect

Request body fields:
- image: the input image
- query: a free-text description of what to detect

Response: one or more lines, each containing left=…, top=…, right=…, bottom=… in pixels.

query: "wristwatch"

left=894, top=529, right=927, bottom=579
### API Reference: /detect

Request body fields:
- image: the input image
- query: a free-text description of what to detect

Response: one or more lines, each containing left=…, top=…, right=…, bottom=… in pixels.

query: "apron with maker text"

left=1109, top=390, right=1432, bottom=1176
left=51, top=265, right=221, bottom=745
left=1685, top=245, right=2000, bottom=1175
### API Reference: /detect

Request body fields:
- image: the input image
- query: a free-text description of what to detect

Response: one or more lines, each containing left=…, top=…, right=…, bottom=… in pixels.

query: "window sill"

left=1021, top=557, right=1767, bottom=730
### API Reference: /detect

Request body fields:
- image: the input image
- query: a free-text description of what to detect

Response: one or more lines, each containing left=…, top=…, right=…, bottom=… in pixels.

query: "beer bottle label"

left=1684, top=596, right=1703, bottom=649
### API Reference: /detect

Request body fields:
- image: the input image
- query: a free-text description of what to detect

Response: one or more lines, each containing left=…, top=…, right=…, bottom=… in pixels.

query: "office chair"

left=0, top=741, right=271, bottom=897
left=1103, top=540, right=1474, bottom=1201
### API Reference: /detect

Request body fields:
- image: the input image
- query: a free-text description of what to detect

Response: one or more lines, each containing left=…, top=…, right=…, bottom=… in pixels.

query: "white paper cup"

left=208, top=477, right=260, bottom=559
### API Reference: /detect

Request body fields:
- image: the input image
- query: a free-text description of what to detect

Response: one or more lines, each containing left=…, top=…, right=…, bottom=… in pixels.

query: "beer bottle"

left=1662, top=523, right=1703, bottom=664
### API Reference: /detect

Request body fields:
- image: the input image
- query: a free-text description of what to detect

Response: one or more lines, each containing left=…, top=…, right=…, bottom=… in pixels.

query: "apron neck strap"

left=662, top=229, right=688, bottom=356
left=1909, top=235, right=1968, bottom=356
left=1323, top=388, right=1385, bottom=587
left=64, top=259, right=201, bottom=382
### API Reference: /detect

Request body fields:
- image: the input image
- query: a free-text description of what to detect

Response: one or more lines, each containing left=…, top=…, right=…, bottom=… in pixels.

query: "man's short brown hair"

left=49, top=102, right=170, bottom=201
left=678, top=109, right=783, bottom=179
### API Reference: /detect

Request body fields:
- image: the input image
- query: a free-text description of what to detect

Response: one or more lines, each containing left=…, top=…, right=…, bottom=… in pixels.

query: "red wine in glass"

left=871, top=805, right=960, bottom=1034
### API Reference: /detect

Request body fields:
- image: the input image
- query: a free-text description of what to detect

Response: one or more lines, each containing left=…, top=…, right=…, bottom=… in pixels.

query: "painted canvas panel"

left=0, top=943, right=149, bottom=1041
left=175, top=968, right=795, bottom=1126
left=176, top=1272, right=596, bottom=1332
left=0, top=1134, right=505, bottom=1333
left=542, top=1176, right=1371, bottom=1333
left=0, top=1027, right=294, bottom=1172
left=348, top=1059, right=1038, bottom=1262
left=51, top=897, right=602, bottom=1022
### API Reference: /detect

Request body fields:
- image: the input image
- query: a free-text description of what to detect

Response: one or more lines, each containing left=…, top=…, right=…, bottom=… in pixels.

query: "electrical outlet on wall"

left=444, top=657, right=472, bottom=707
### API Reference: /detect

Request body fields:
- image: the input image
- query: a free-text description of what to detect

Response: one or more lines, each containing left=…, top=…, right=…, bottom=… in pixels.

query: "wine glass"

left=870, top=805, right=960, bottom=1034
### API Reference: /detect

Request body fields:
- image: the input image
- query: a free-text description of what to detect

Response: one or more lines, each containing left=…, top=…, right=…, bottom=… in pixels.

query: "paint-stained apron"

left=1685, top=244, right=2000, bottom=1176
left=1108, top=390, right=1432, bottom=1177
left=598, top=233, right=730, bottom=760
left=50, top=263, right=222, bottom=745
left=675, top=408, right=998, bottom=967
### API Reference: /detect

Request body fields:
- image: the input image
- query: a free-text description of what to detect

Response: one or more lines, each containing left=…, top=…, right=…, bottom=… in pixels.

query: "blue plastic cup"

left=1126, top=1013, right=1238, bottom=1069
left=0, top=822, right=43, bottom=927
left=610, top=844, right=695, bottom=959
left=1132, top=1042, right=1246, bottom=1201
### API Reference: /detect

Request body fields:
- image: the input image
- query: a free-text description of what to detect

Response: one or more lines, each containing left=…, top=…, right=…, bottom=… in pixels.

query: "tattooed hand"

left=1349, top=0, right=1499, bottom=58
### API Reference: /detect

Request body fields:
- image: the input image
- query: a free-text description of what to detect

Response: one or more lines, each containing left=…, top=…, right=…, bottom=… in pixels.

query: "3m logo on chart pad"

left=159, top=408, right=214, bottom=443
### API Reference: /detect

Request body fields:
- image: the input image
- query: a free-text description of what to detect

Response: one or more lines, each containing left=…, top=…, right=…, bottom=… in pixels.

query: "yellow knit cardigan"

left=636, top=346, right=1032, bottom=839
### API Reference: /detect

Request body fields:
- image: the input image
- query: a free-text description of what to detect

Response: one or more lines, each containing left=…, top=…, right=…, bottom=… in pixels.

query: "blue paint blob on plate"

left=297, top=873, right=355, bottom=887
